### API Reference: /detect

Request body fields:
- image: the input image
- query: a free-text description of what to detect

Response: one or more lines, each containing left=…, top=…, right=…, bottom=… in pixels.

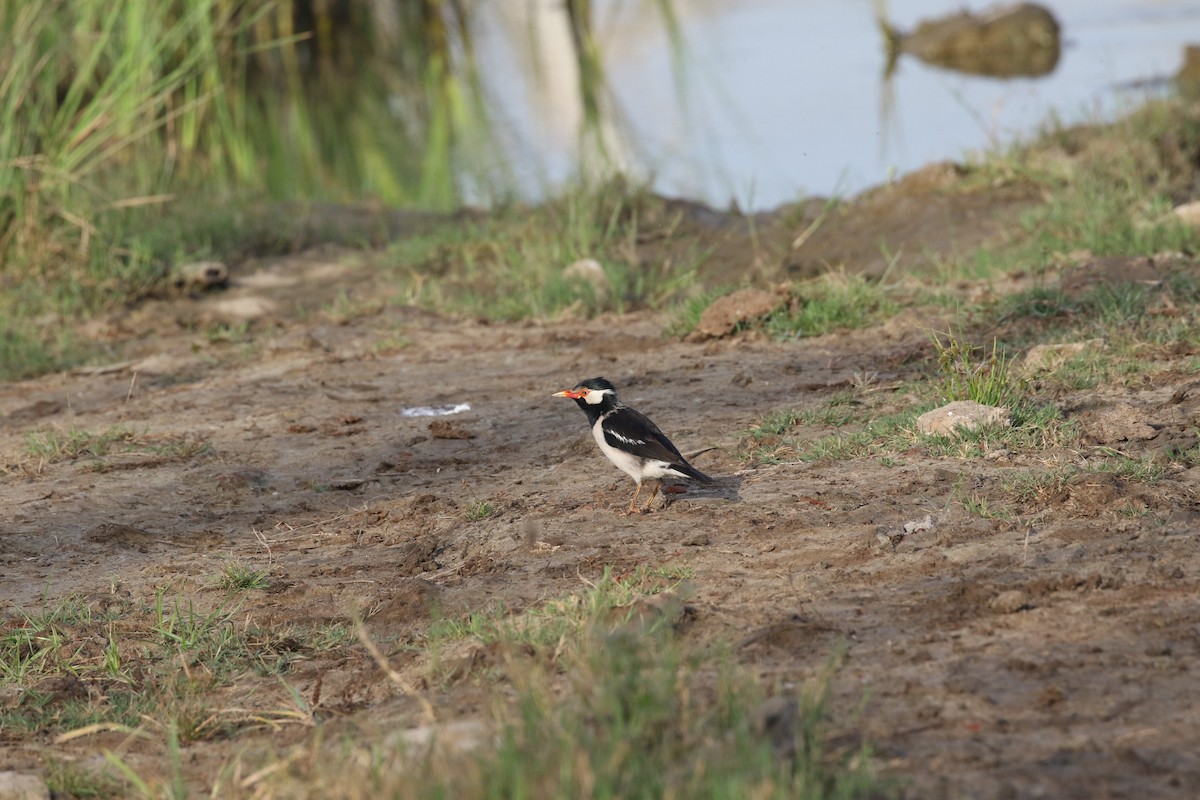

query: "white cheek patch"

left=582, top=388, right=612, bottom=405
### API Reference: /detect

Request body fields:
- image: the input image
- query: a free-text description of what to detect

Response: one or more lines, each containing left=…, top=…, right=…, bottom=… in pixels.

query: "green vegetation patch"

left=385, top=182, right=711, bottom=321
left=740, top=327, right=1077, bottom=466
left=967, top=98, right=1200, bottom=265
left=216, top=560, right=272, bottom=592
left=0, top=588, right=354, bottom=742
left=464, top=500, right=495, bottom=521
left=765, top=272, right=901, bottom=338
left=21, top=425, right=211, bottom=472
left=929, top=328, right=1023, bottom=409
left=427, top=565, right=694, bottom=653
left=13, top=566, right=888, bottom=798
left=244, top=574, right=885, bottom=800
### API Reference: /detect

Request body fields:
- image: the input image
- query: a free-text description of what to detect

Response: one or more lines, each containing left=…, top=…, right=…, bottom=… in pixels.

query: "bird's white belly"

left=591, top=419, right=671, bottom=484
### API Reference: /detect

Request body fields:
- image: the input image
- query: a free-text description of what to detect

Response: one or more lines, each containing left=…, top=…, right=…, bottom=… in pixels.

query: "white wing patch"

left=607, top=428, right=645, bottom=447
left=592, top=417, right=681, bottom=484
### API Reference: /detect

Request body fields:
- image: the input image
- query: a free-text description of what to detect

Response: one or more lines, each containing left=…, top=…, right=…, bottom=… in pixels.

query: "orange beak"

left=553, top=388, right=586, bottom=399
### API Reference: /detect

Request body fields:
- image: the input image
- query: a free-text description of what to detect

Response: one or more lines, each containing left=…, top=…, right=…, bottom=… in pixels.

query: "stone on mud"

left=916, top=401, right=1010, bottom=436
left=903, top=515, right=934, bottom=535
left=1078, top=404, right=1158, bottom=444
left=172, top=260, right=229, bottom=291
left=689, top=288, right=782, bottom=340
left=1021, top=339, right=1105, bottom=373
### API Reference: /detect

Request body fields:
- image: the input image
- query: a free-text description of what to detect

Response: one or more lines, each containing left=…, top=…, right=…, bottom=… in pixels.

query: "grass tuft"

left=465, top=500, right=495, bottom=521
left=217, top=560, right=272, bottom=591
left=764, top=272, right=899, bottom=338
left=25, top=426, right=141, bottom=462
left=929, top=328, right=1021, bottom=409
left=22, top=425, right=211, bottom=473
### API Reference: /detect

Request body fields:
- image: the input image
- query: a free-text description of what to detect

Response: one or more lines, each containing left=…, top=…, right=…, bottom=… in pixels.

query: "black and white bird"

left=553, top=377, right=712, bottom=512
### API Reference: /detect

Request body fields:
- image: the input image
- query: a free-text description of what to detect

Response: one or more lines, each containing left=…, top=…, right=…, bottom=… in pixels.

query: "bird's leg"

left=642, top=479, right=662, bottom=513
left=627, top=481, right=644, bottom=514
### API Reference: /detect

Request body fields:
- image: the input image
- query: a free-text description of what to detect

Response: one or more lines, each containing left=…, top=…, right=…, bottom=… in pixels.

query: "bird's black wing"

left=602, top=408, right=685, bottom=460
left=602, top=408, right=712, bottom=482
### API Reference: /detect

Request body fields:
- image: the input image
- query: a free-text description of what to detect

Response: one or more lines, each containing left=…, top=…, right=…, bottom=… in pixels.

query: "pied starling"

left=553, top=377, right=712, bottom=512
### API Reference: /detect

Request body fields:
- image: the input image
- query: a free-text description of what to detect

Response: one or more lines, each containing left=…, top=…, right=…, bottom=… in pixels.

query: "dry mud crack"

left=2, top=252, right=1200, bottom=799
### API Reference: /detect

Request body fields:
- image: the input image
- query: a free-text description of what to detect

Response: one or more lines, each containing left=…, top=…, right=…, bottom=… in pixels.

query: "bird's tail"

left=674, top=461, right=713, bottom=483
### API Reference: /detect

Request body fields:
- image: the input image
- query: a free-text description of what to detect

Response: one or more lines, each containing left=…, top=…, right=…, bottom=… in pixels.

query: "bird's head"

left=553, top=377, right=619, bottom=409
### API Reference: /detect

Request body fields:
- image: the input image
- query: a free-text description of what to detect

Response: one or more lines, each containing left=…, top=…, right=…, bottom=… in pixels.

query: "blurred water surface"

left=471, top=0, right=1199, bottom=209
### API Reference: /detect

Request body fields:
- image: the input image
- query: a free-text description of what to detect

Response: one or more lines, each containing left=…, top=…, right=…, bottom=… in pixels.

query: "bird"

left=553, top=377, right=712, bottom=513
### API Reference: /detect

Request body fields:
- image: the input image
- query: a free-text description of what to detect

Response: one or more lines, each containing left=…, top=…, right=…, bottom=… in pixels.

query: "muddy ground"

left=2, top=172, right=1200, bottom=798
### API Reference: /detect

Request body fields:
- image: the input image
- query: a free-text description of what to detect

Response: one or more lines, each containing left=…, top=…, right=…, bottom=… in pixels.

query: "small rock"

left=688, top=288, right=782, bottom=340
left=990, top=589, right=1031, bottom=614
left=903, top=515, right=934, bottom=535
left=886, top=2, right=1061, bottom=78
left=330, top=476, right=366, bottom=490
left=1173, top=200, right=1200, bottom=228
left=0, top=772, right=50, bottom=800
left=917, top=401, right=1010, bottom=436
left=173, top=260, right=229, bottom=290
left=1022, top=339, right=1105, bottom=373
left=563, top=258, right=610, bottom=293
left=1078, top=404, right=1158, bottom=444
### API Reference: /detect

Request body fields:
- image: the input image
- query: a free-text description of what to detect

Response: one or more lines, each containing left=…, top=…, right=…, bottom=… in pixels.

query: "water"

left=474, top=0, right=1199, bottom=210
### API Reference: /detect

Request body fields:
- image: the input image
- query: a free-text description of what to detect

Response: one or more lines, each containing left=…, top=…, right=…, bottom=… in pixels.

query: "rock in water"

left=883, top=3, right=1060, bottom=78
